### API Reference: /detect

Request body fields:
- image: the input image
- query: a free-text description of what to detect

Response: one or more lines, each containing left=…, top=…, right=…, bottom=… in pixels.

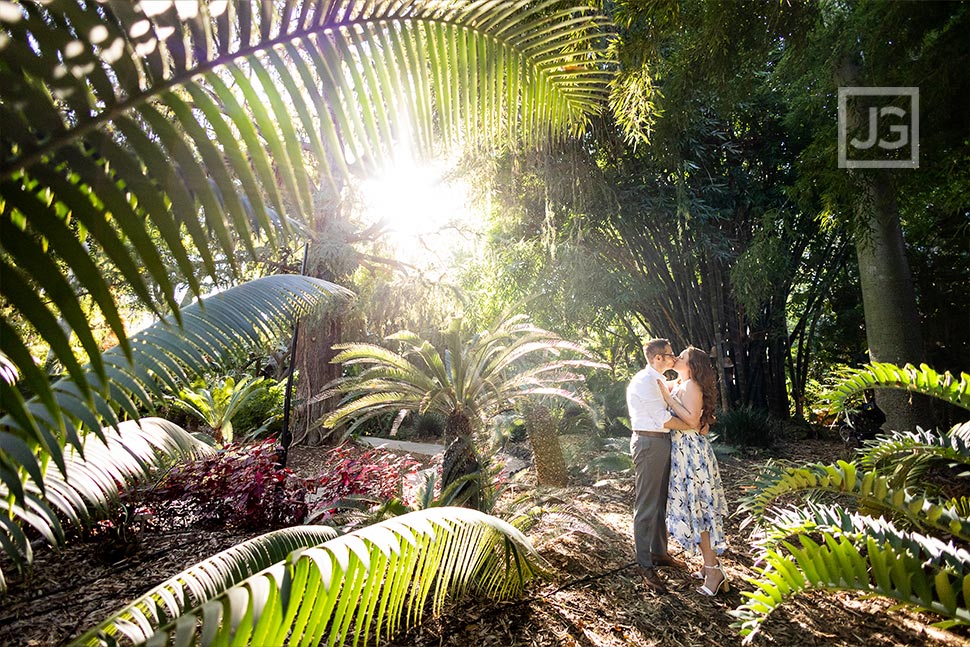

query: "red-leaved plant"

left=142, top=439, right=421, bottom=530
left=146, top=439, right=308, bottom=529
left=308, top=444, right=421, bottom=519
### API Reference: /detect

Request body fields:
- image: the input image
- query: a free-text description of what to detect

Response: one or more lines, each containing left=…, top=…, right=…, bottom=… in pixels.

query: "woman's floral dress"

left=666, top=381, right=728, bottom=555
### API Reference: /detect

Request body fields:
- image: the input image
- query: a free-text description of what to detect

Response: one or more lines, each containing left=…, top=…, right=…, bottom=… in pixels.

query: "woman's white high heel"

left=697, top=564, right=729, bottom=596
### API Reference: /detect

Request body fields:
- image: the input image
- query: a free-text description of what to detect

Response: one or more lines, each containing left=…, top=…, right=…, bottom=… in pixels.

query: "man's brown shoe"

left=636, top=566, right=668, bottom=594
left=652, top=553, right=687, bottom=569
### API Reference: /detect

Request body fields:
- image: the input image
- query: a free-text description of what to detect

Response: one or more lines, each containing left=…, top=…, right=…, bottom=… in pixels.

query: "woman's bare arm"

left=657, top=379, right=703, bottom=429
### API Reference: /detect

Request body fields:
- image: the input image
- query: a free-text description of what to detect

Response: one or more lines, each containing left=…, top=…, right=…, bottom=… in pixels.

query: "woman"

left=656, top=346, right=729, bottom=596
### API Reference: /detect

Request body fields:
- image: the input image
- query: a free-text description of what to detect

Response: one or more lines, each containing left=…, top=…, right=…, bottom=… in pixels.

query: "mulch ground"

left=0, top=431, right=966, bottom=647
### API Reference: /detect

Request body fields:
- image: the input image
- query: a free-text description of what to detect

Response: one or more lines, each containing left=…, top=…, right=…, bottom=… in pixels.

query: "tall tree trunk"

left=837, top=57, right=933, bottom=432
left=292, top=314, right=343, bottom=445
left=854, top=172, right=932, bottom=430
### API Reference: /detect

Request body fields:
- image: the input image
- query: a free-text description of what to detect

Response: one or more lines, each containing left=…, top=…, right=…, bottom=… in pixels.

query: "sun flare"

left=360, top=158, right=473, bottom=270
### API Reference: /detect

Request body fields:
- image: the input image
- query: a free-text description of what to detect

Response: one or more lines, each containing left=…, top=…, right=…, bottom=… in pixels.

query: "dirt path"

left=356, top=435, right=444, bottom=456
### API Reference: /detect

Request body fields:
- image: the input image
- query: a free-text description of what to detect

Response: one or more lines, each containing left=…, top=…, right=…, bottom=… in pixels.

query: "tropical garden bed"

left=1, top=1, right=968, bottom=646
left=1, top=430, right=965, bottom=647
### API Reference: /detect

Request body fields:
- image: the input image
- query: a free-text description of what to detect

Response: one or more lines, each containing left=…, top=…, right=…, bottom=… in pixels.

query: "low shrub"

left=711, top=405, right=776, bottom=448
left=145, top=438, right=308, bottom=529
left=311, top=444, right=421, bottom=510
left=142, top=440, right=422, bottom=530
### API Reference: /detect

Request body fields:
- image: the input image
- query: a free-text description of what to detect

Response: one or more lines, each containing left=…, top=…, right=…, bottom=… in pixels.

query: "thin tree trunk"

left=707, top=259, right=733, bottom=413
left=766, top=315, right=790, bottom=420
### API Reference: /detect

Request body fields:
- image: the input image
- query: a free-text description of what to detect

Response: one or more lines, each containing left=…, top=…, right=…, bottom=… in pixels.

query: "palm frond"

left=737, top=459, right=970, bottom=542
left=331, top=342, right=423, bottom=372
left=825, top=363, right=970, bottom=413
left=324, top=391, right=425, bottom=431
left=0, top=417, right=213, bottom=592
left=583, top=451, right=634, bottom=475
left=860, top=422, right=970, bottom=470
left=1, top=275, right=349, bottom=538
left=734, top=502, right=970, bottom=642
left=71, top=507, right=546, bottom=647
left=2, top=0, right=612, bottom=227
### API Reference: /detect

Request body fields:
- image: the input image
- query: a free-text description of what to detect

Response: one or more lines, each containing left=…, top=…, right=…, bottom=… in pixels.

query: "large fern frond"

left=738, top=459, right=970, bottom=542
left=825, top=363, right=970, bottom=413
left=734, top=502, right=970, bottom=642
left=0, top=417, right=213, bottom=592
left=71, top=507, right=546, bottom=647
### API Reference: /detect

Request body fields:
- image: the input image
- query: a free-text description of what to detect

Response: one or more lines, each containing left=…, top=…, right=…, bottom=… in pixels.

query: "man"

left=627, top=338, right=692, bottom=594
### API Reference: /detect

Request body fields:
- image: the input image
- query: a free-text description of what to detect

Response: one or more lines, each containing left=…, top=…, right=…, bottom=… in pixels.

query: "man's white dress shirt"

left=626, top=365, right=673, bottom=431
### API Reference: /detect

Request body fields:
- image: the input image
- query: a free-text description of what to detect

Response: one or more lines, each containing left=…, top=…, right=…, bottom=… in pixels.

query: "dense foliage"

left=146, top=438, right=311, bottom=529
left=737, top=364, right=970, bottom=639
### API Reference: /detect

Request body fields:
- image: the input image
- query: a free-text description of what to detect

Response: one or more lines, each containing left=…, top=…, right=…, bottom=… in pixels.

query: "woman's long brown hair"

left=683, top=346, right=718, bottom=429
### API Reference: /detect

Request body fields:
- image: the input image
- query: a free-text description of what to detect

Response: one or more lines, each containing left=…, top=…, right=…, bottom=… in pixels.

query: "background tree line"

left=453, top=0, right=968, bottom=432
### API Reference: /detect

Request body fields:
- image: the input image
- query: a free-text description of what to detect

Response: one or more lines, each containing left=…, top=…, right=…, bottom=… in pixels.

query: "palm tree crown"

left=320, top=314, right=605, bottom=504
left=321, top=314, right=605, bottom=437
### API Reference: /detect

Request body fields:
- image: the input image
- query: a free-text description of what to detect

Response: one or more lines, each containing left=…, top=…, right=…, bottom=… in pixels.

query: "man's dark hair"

left=644, top=338, right=670, bottom=360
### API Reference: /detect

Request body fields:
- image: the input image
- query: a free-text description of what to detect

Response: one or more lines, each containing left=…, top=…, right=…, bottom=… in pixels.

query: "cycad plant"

left=735, top=363, right=970, bottom=642
left=321, top=314, right=606, bottom=506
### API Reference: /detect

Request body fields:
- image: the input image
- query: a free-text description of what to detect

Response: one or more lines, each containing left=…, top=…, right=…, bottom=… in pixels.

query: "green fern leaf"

left=825, top=363, right=970, bottom=412
left=72, top=508, right=546, bottom=647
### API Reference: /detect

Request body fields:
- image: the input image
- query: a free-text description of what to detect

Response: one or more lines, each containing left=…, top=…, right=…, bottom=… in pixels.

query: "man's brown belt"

left=634, top=430, right=668, bottom=438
